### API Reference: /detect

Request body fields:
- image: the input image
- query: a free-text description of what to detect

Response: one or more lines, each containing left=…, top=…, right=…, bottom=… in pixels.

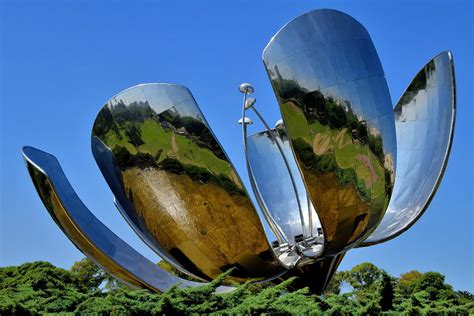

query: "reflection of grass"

left=335, top=144, right=354, bottom=169
left=309, top=121, right=328, bottom=134
left=281, top=102, right=311, bottom=143
left=103, top=119, right=233, bottom=178
left=140, top=120, right=172, bottom=161
left=104, top=129, right=136, bottom=154
left=174, top=135, right=231, bottom=175
left=355, top=163, right=372, bottom=190
left=369, top=151, right=385, bottom=198
left=289, top=113, right=387, bottom=203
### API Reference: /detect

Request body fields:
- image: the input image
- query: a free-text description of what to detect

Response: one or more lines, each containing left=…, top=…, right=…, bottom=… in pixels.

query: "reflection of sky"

left=109, top=86, right=148, bottom=108
left=108, top=84, right=204, bottom=121
left=142, top=85, right=203, bottom=120
left=247, top=132, right=322, bottom=241
left=366, top=55, right=453, bottom=242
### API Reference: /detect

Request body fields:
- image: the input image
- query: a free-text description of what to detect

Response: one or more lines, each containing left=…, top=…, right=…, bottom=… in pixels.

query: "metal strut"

left=238, top=83, right=312, bottom=248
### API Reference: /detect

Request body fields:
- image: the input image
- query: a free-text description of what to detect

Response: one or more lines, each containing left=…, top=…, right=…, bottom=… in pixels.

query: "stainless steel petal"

left=263, top=9, right=396, bottom=255
left=361, top=52, right=456, bottom=245
left=21, top=146, right=233, bottom=293
left=92, top=83, right=283, bottom=282
left=247, top=129, right=324, bottom=245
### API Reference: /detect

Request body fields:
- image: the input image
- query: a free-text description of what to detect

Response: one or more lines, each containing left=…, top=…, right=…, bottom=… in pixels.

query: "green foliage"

left=347, top=262, right=385, bottom=292
left=70, top=258, right=106, bottom=291
left=379, top=272, right=394, bottom=311
left=1, top=260, right=472, bottom=315
left=0, top=261, right=88, bottom=314
left=323, top=271, right=347, bottom=295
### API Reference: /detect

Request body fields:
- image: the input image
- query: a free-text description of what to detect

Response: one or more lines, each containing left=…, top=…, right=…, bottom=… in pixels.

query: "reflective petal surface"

left=92, top=83, right=282, bottom=282
left=21, top=146, right=233, bottom=293
left=263, top=9, right=397, bottom=255
left=247, top=130, right=323, bottom=244
left=362, top=52, right=456, bottom=245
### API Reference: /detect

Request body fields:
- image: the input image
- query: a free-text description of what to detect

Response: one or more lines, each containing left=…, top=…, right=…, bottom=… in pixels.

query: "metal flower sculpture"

left=22, top=9, right=455, bottom=294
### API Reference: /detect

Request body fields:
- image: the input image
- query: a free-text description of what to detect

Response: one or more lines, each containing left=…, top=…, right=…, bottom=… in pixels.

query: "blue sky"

left=1, top=0, right=472, bottom=291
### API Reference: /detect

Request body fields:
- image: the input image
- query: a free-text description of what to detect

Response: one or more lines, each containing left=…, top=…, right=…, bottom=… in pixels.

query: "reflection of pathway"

left=230, top=169, right=243, bottom=189
left=313, top=128, right=354, bottom=156
left=334, top=128, right=351, bottom=147
left=356, top=154, right=378, bottom=187
left=170, top=133, right=179, bottom=154
left=313, top=133, right=332, bottom=155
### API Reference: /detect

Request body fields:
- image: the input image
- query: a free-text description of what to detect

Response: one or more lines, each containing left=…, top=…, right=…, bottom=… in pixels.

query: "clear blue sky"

left=1, top=0, right=472, bottom=291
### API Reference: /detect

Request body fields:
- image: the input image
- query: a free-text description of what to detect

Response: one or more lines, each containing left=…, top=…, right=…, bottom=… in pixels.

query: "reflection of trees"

left=159, top=158, right=245, bottom=195
left=294, top=90, right=386, bottom=164
left=112, top=145, right=157, bottom=169
left=292, top=138, right=370, bottom=202
left=111, top=145, right=244, bottom=195
left=94, top=100, right=226, bottom=161
left=400, top=59, right=436, bottom=106
left=275, top=83, right=395, bottom=201
left=93, top=100, right=154, bottom=144
left=111, top=99, right=155, bottom=124
left=271, top=74, right=388, bottom=163
left=157, top=110, right=226, bottom=161
left=124, top=124, right=144, bottom=147
left=93, top=100, right=242, bottom=195
left=272, top=78, right=309, bottom=101
left=92, top=106, right=121, bottom=140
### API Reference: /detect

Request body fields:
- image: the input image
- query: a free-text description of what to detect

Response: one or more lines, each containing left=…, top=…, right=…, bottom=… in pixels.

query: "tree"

left=414, top=271, right=452, bottom=301
left=70, top=258, right=106, bottom=291
left=2, top=260, right=473, bottom=314
left=0, top=261, right=87, bottom=314
left=346, top=262, right=384, bottom=292
left=323, top=271, right=347, bottom=295
left=396, top=270, right=423, bottom=297
left=379, top=272, right=394, bottom=311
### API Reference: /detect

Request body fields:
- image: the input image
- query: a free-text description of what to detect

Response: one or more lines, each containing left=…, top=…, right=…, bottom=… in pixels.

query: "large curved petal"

left=21, top=146, right=233, bottom=293
left=91, top=83, right=283, bottom=282
left=247, top=130, right=324, bottom=246
left=361, top=52, right=456, bottom=245
left=263, top=9, right=396, bottom=255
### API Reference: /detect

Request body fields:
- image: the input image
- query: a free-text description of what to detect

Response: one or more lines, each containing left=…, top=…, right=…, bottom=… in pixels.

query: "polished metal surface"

left=245, top=97, right=257, bottom=109
left=21, top=146, right=233, bottom=293
left=20, top=8, right=456, bottom=295
left=281, top=252, right=345, bottom=295
left=247, top=130, right=324, bottom=245
left=238, top=117, right=254, bottom=125
left=92, top=83, right=282, bottom=282
left=238, top=86, right=294, bottom=266
left=263, top=9, right=397, bottom=255
left=240, top=80, right=324, bottom=265
left=239, top=82, right=254, bottom=94
left=362, top=52, right=456, bottom=245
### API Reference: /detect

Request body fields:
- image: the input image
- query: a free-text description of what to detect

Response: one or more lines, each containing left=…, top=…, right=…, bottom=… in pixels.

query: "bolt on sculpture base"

left=22, top=9, right=455, bottom=294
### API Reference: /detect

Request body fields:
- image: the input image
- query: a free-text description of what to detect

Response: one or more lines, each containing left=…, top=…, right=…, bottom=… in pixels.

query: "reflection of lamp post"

left=238, top=83, right=323, bottom=264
